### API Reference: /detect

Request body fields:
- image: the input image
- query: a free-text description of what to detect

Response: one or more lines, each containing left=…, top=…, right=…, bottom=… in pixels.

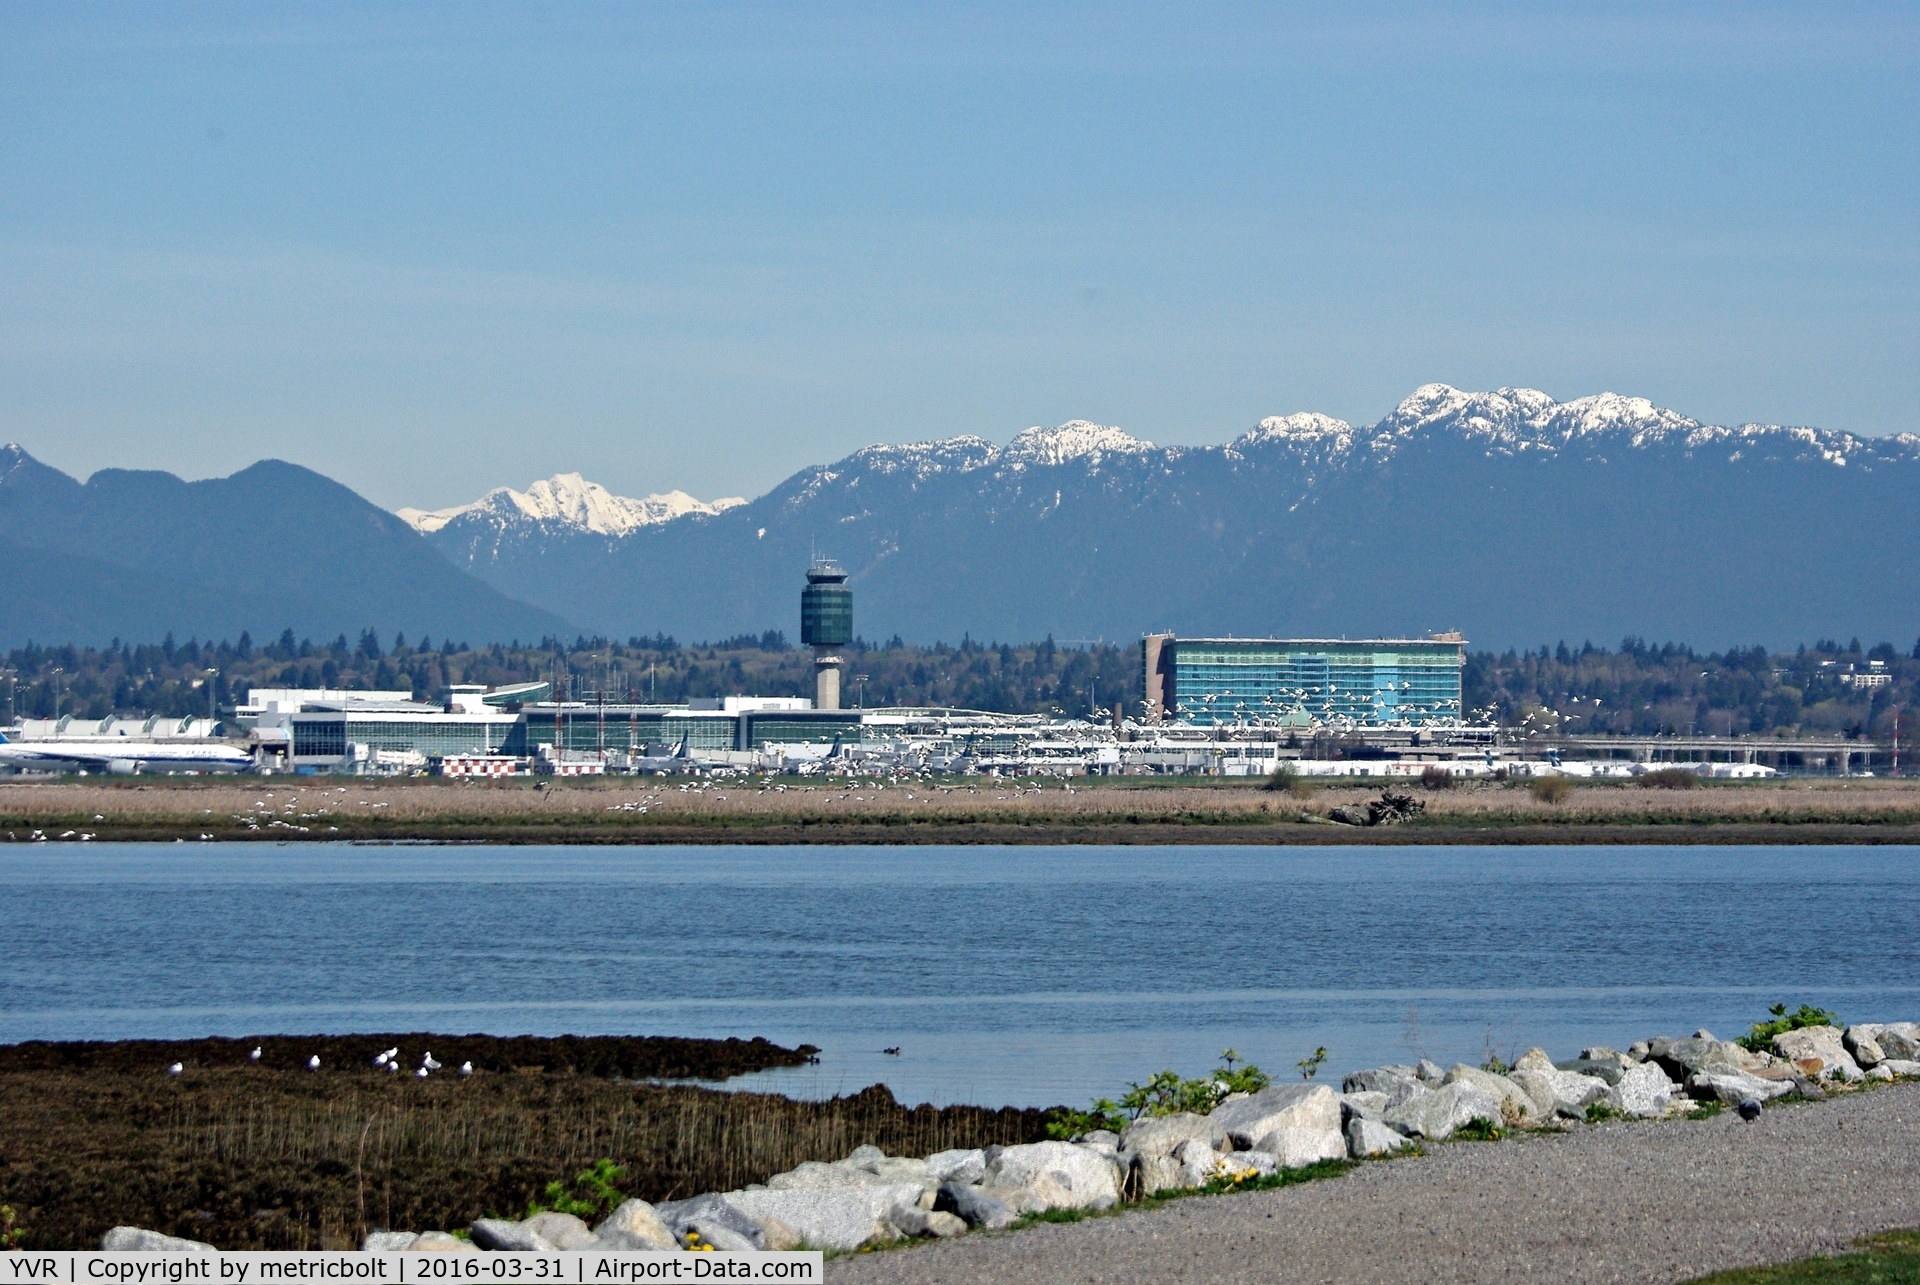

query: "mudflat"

left=829, top=1083, right=1920, bottom=1284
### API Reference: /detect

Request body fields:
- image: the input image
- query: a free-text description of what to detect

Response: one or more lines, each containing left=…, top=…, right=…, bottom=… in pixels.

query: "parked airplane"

left=0, top=730, right=254, bottom=774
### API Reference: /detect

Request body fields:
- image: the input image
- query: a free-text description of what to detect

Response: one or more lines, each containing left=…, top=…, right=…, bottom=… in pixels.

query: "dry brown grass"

left=6, top=774, right=1920, bottom=841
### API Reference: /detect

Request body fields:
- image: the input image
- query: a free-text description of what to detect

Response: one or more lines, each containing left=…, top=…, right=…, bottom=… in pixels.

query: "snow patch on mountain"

left=1360, top=384, right=1914, bottom=468
left=1238, top=413, right=1354, bottom=447
left=399, top=472, right=744, bottom=537
left=1000, top=420, right=1154, bottom=468
left=0, top=443, right=33, bottom=483
left=841, top=436, right=998, bottom=478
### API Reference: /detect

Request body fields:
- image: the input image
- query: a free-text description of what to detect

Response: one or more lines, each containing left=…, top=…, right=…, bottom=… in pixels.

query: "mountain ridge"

left=403, top=384, right=1920, bottom=650
left=0, top=446, right=573, bottom=650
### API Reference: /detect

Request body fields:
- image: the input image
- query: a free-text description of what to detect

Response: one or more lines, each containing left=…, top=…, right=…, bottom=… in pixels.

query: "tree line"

left=0, top=631, right=1138, bottom=725
left=3, top=630, right=1914, bottom=739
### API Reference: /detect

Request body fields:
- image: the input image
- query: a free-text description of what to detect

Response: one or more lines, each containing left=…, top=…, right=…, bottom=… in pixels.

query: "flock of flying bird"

left=164, top=1046, right=474, bottom=1078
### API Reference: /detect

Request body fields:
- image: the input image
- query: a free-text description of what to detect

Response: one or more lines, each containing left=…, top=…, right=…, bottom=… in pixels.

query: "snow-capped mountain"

left=410, top=387, right=1920, bottom=650
left=399, top=472, right=744, bottom=539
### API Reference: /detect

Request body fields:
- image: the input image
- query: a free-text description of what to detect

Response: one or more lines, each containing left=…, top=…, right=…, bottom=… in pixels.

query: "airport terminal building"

left=265, top=687, right=863, bottom=773
left=1142, top=633, right=1466, bottom=726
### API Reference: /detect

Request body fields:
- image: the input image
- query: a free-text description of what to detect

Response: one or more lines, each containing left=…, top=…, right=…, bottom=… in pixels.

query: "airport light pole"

left=206, top=668, right=219, bottom=730
left=51, top=667, right=63, bottom=723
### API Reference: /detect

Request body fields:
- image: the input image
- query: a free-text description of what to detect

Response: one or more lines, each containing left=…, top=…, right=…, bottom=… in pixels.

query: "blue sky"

left=1, top=2, right=1914, bottom=509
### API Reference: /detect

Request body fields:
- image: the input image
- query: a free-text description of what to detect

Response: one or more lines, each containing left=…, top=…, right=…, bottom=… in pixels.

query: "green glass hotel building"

left=1142, top=634, right=1465, bottom=726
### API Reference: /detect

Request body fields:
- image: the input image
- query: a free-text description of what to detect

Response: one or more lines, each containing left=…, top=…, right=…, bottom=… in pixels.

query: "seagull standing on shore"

left=167, top=1062, right=184, bottom=1076
left=249, top=1046, right=262, bottom=1062
left=386, top=1060, right=400, bottom=1074
left=458, top=1061, right=473, bottom=1076
left=308, top=1055, right=321, bottom=1070
left=415, top=1066, right=430, bottom=1078
left=374, top=1052, right=390, bottom=1067
left=422, top=1052, right=442, bottom=1071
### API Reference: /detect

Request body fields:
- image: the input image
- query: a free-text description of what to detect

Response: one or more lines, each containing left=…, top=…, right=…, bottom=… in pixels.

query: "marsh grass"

left=10, top=776, right=1920, bottom=841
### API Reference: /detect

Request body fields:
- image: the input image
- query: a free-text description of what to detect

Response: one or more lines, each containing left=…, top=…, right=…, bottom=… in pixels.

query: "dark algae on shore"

left=0, top=1032, right=812, bottom=1081
left=0, top=1034, right=1055, bottom=1251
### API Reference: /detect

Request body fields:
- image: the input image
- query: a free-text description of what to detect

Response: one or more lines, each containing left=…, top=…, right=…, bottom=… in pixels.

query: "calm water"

left=4, top=843, right=1918, bottom=1108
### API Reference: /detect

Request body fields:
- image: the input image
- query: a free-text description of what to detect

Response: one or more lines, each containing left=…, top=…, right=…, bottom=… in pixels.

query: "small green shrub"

left=1048, top=1050, right=1274, bottom=1139
left=1045, top=1101, right=1128, bottom=1140
left=525, top=1158, right=628, bottom=1221
left=1296, top=1047, right=1328, bottom=1081
left=1584, top=1101, right=1627, bottom=1123
left=1, top=1203, right=22, bottom=1250
left=1263, top=762, right=1313, bottom=796
left=1529, top=776, right=1573, bottom=803
left=1738, top=1003, right=1842, bottom=1054
left=1450, top=1118, right=1504, bottom=1142
left=1689, top=1100, right=1724, bottom=1120
left=1640, top=767, right=1702, bottom=789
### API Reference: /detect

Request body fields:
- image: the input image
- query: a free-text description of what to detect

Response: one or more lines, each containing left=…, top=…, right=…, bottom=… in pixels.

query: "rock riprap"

left=98, top=1020, right=1919, bottom=1256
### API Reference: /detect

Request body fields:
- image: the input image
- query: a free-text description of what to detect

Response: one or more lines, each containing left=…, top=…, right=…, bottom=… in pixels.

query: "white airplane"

left=0, top=729, right=254, bottom=774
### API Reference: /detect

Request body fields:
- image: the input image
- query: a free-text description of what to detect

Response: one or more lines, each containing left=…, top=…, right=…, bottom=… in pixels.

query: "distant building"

left=1142, top=633, right=1466, bottom=726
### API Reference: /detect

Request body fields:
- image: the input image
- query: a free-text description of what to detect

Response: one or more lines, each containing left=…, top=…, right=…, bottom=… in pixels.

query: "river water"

left=4, top=843, right=1917, bottom=1108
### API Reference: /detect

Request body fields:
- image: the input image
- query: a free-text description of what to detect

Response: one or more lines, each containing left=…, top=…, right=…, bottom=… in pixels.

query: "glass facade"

left=521, top=708, right=737, bottom=752
left=1164, top=638, right=1463, bottom=726
left=291, top=715, right=517, bottom=758
left=742, top=712, right=862, bottom=747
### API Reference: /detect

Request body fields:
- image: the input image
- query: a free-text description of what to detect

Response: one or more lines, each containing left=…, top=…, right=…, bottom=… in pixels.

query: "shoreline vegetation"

left=8, top=776, right=1920, bottom=845
left=0, top=1033, right=1053, bottom=1251
left=36, top=1006, right=1919, bottom=1260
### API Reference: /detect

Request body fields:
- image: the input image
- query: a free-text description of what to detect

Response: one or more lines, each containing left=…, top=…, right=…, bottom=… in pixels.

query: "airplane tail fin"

left=0, top=729, right=9, bottom=744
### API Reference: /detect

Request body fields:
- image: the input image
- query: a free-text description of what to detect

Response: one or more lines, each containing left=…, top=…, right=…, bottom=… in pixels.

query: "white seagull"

left=458, top=1061, right=473, bottom=1076
left=249, top=1046, right=262, bottom=1061
left=374, top=1052, right=390, bottom=1066
left=422, top=1052, right=442, bottom=1071
left=307, top=1055, right=321, bottom=1070
left=167, top=1062, right=184, bottom=1076
left=386, top=1060, right=400, bottom=1074
left=415, top=1066, right=430, bottom=1078
left=382, top=1047, right=399, bottom=1061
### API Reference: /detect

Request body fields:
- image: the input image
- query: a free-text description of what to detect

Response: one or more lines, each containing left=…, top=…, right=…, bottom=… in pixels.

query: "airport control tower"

left=800, top=560, right=852, bottom=711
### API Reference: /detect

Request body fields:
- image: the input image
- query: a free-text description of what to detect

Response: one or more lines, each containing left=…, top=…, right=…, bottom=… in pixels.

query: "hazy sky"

left=1, top=2, right=1914, bottom=510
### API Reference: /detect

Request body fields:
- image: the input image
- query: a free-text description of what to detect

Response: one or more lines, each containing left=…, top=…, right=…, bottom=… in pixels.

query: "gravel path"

left=829, top=1083, right=1920, bottom=1284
